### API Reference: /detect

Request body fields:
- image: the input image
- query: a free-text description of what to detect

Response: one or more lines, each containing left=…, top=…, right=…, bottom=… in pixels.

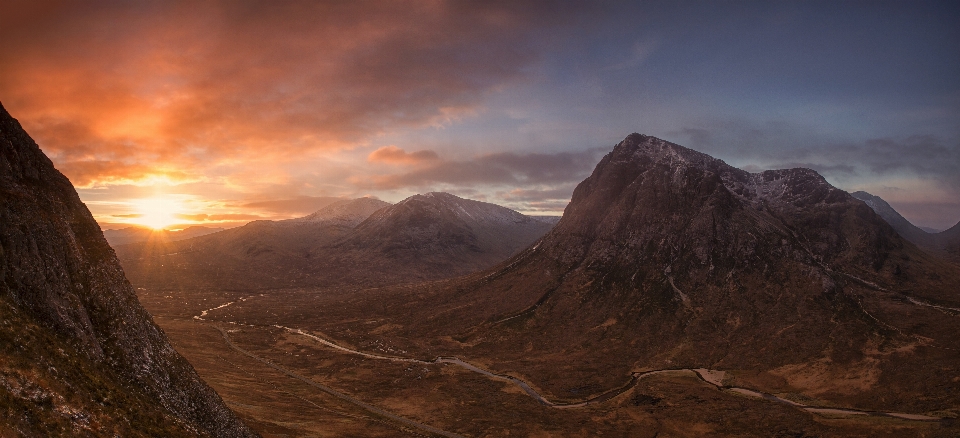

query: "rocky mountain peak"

left=612, top=133, right=727, bottom=169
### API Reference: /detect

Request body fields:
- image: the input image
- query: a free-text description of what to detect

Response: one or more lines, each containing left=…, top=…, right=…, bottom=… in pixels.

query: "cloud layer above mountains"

left=2, top=1, right=958, bottom=228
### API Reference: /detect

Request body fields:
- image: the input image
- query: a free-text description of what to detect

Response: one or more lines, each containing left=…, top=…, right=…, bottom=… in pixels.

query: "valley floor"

left=137, top=288, right=958, bottom=437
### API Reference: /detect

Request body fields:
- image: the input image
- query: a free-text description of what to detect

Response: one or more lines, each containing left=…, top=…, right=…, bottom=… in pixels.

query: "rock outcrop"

left=0, top=102, right=257, bottom=437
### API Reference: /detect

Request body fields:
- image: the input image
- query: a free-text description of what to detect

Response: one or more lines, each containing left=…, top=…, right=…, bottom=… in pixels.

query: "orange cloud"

left=232, top=196, right=345, bottom=216
left=0, top=1, right=589, bottom=187
left=354, top=149, right=605, bottom=190
left=368, top=146, right=440, bottom=165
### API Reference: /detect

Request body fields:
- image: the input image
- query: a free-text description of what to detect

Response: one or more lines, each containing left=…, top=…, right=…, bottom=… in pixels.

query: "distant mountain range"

left=102, top=225, right=224, bottom=246
left=115, top=192, right=558, bottom=290
left=0, top=103, right=256, bottom=436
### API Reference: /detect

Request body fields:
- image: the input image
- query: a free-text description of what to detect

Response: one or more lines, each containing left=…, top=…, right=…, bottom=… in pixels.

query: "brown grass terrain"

left=138, top=287, right=959, bottom=437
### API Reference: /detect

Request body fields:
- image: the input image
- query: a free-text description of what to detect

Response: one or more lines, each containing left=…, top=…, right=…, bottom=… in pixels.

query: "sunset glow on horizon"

left=131, top=197, right=184, bottom=230
left=2, top=1, right=958, bottom=231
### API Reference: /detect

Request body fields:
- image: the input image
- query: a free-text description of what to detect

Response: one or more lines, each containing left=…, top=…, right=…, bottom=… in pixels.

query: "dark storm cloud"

left=779, top=136, right=959, bottom=189
left=355, top=148, right=606, bottom=190
left=673, top=121, right=960, bottom=189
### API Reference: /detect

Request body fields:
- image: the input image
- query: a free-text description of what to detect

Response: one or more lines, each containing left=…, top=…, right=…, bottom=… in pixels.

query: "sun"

left=132, top=196, right=183, bottom=230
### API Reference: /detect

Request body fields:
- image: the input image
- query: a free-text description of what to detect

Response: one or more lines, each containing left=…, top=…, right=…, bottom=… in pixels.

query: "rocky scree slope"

left=392, top=134, right=960, bottom=411
left=0, top=102, right=257, bottom=437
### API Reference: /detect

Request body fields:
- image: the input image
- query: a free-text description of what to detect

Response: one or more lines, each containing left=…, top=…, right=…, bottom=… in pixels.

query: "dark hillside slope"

left=850, top=191, right=937, bottom=248
left=0, top=102, right=256, bottom=437
left=938, top=221, right=960, bottom=258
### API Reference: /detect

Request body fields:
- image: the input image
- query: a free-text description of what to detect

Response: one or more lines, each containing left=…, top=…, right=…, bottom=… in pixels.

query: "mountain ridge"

left=116, top=192, right=556, bottom=290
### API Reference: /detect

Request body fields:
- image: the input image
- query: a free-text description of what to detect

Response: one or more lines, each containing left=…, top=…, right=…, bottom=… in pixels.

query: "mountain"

left=329, top=192, right=557, bottom=282
left=850, top=191, right=936, bottom=248
left=0, top=103, right=257, bottom=436
left=382, top=134, right=960, bottom=414
left=116, top=193, right=556, bottom=290
left=113, top=199, right=383, bottom=291
left=102, top=225, right=224, bottom=247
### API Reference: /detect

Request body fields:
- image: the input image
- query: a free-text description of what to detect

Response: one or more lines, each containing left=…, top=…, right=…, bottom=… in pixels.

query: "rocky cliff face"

left=0, top=102, right=257, bottom=437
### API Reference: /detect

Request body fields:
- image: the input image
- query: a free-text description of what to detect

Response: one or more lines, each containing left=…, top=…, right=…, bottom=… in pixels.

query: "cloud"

left=674, top=122, right=960, bottom=190
left=524, top=200, right=571, bottom=212
left=368, top=146, right=440, bottom=165
left=355, top=148, right=606, bottom=190
left=774, top=135, right=960, bottom=190
left=603, top=39, right=659, bottom=71
left=231, top=196, right=345, bottom=216
left=499, top=187, right=575, bottom=202
left=1, top=1, right=594, bottom=186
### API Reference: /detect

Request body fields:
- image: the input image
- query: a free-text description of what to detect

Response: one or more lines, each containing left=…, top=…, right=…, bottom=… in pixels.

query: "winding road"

left=196, top=295, right=945, bottom=426
left=216, top=326, right=464, bottom=438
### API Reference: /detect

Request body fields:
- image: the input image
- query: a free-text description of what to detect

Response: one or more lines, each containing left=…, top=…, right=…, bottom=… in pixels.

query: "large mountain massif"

left=360, top=134, right=960, bottom=415
left=0, top=103, right=256, bottom=437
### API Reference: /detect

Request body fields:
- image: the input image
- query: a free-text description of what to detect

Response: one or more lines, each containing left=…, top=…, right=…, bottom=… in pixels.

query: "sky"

left=2, top=0, right=959, bottom=230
